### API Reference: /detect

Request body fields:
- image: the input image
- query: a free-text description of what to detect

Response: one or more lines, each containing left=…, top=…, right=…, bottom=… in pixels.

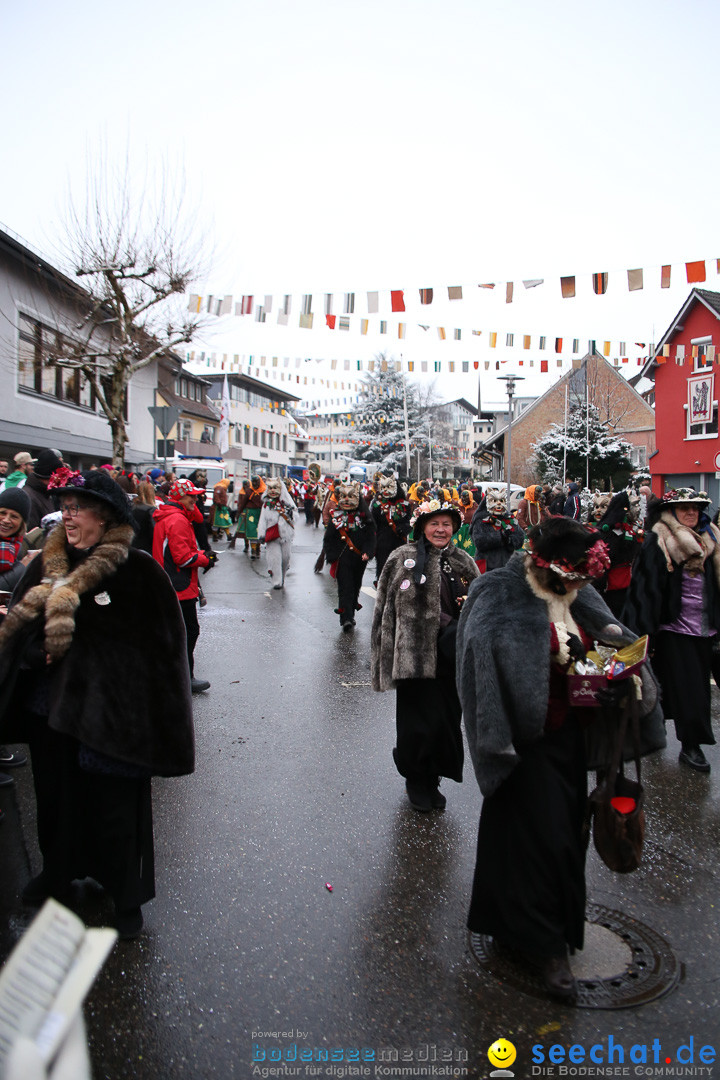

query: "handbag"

left=265, top=524, right=280, bottom=543
left=587, top=689, right=645, bottom=873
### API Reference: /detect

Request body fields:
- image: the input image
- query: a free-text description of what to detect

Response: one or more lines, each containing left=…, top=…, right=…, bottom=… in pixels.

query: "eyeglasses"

left=60, top=503, right=82, bottom=517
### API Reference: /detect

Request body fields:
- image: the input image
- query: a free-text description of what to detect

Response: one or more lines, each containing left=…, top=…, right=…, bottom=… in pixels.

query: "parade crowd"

left=0, top=447, right=716, bottom=1005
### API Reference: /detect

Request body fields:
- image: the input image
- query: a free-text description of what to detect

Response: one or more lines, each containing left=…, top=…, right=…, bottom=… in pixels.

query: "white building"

left=295, top=406, right=357, bottom=473
left=201, top=371, right=301, bottom=478
left=0, top=226, right=156, bottom=466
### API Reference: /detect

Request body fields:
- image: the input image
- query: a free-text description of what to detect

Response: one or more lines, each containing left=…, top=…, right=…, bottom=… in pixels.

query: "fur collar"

left=652, top=510, right=720, bottom=585
left=0, top=522, right=134, bottom=661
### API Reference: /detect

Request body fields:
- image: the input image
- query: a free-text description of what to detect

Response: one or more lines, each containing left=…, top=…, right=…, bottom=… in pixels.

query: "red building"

left=642, top=288, right=720, bottom=505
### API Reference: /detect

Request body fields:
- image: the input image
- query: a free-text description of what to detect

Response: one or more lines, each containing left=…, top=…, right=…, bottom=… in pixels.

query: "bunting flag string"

left=190, top=254, right=720, bottom=329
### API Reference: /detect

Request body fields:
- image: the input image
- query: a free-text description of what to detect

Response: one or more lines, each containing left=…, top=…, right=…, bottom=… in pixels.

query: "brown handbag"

left=587, top=691, right=645, bottom=874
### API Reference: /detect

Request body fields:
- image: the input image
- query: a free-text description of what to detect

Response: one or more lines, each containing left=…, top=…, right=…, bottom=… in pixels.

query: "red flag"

left=541, top=360, right=548, bottom=372
left=686, top=260, right=706, bottom=283
left=391, top=290, right=405, bottom=312
left=661, top=265, right=671, bottom=288
left=473, top=361, right=479, bottom=370
left=326, top=315, right=336, bottom=329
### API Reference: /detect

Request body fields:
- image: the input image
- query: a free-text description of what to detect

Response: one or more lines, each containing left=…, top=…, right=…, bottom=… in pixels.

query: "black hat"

left=34, top=448, right=64, bottom=480
left=526, top=516, right=610, bottom=582
left=47, top=469, right=133, bottom=526
left=0, top=487, right=30, bottom=522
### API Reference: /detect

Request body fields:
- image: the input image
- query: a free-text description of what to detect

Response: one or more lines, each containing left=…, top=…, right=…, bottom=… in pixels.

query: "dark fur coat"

left=0, top=532, right=194, bottom=777
left=456, top=553, right=665, bottom=796
left=372, top=542, right=479, bottom=690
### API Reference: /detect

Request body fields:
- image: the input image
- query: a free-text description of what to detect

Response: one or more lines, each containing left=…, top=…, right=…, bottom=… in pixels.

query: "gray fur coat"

left=371, top=542, right=479, bottom=690
left=456, top=553, right=666, bottom=796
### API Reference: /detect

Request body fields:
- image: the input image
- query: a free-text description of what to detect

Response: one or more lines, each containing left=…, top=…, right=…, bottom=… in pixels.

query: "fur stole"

left=652, top=510, right=720, bottom=583
left=0, top=523, right=134, bottom=662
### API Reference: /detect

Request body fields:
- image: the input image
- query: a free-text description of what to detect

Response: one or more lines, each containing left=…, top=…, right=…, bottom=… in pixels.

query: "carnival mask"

left=485, top=487, right=507, bottom=516
left=591, top=491, right=611, bottom=522
left=627, top=491, right=641, bottom=523
left=266, top=478, right=282, bottom=498
left=378, top=475, right=398, bottom=500
left=337, top=481, right=360, bottom=511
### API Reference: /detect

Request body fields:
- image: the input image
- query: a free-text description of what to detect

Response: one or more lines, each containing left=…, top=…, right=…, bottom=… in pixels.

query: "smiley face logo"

left=488, top=1039, right=517, bottom=1070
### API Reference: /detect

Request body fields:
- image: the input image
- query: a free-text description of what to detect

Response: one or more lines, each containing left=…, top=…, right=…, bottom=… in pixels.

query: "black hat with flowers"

left=525, top=516, right=610, bottom=583
left=47, top=468, right=134, bottom=526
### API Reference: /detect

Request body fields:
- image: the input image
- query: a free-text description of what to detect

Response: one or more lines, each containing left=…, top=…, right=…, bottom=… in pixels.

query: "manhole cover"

left=469, top=902, right=681, bottom=1009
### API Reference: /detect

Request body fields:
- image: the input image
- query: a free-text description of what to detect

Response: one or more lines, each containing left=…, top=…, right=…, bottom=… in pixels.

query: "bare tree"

left=50, top=160, right=211, bottom=466
left=567, top=355, right=632, bottom=432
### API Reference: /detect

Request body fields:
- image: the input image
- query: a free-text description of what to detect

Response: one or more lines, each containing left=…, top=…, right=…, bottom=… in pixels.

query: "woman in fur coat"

left=372, top=499, right=479, bottom=812
left=0, top=469, right=195, bottom=939
left=257, top=478, right=295, bottom=589
left=457, top=516, right=665, bottom=999
left=622, top=487, right=720, bottom=773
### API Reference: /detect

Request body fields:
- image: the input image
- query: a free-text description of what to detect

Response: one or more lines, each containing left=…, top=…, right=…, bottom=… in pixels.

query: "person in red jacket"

left=153, top=478, right=216, bottom=692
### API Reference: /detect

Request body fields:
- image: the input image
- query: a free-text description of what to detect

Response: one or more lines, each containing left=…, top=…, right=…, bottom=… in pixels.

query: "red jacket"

left=152, top=501, right=209, bottom=600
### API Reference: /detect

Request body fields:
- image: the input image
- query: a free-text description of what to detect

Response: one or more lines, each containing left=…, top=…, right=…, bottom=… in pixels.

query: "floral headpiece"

left=409, top=498, right=456, bottom=529
left=662, top=487, right=710, bottom=506
left=525, top=535, right=610, bottom=581
left=47, top=467, right=85, bottom=492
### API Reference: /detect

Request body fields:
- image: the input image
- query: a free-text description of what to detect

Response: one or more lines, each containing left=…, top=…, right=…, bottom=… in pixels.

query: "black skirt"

left=467, top=718, right=587, bottom=957
left=393, top=652, right=464, bottom=784
left=29, top=720, right=155, bottom=910
left=654, top=631, right=716, bottom=748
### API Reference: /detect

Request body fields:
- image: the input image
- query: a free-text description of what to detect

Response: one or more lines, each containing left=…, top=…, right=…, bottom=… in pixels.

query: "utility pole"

left=497, top=374, right=525, bottom=504
left=401, top=372, right=411, bottom=480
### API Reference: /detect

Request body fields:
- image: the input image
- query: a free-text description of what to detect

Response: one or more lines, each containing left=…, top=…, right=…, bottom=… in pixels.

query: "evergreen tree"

left=351, top=359, right=422, bottom=474
left=531, top=404, right=634, bottom=488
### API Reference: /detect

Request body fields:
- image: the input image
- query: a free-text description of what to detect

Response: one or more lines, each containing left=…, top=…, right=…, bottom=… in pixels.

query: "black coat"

left=622, top=530, right=720, bottom=637
left=470, top=513, right=524, bottom=570
left=323, top=502, right=376, bottom=562
left=0, top=548, right=194, bottom=777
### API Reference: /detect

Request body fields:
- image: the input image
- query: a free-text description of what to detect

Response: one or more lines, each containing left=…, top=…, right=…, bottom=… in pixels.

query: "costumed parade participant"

left=210, top=478, right=232, bottom=540
left=623, top=487, right=720, bottom=773
left=370, top=474, right=412, bottom=586
left=228, top=479, right=251, bottom=551
left=0, top=469, right=195, bottom=938
left=457, top=516, right=665, bottom=999
left=470, top=486, right=524, bottom=573
left=517, top=485, right=548, bottom=533
left=372, top=499, right=479, bottom=812
left=594, top=489, right=644, bottom=616
left=322, top=481, right=376, bottom=630
left=244, top=475, right=266, bottom=558
left=152, top=478, right=216, bottom=692
left=451, top=489, right=478, bottom=557
left=257, top=477, right=295, bottom=589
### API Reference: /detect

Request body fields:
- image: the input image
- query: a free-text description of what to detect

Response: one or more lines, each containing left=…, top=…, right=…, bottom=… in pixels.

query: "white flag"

left=219, top=374, right=230, bottom=454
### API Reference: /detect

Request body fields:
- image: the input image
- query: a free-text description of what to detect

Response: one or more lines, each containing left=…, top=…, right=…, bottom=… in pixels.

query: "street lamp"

left=497, top=374, right=525, bottom=504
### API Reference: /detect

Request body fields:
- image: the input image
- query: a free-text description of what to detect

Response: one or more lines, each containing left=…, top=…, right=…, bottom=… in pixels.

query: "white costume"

left=258, top=479, right=295, bottom=588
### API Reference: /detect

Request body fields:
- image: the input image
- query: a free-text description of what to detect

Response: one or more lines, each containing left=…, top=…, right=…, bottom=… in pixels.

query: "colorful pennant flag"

left=561, top=277, right=575, bottom=298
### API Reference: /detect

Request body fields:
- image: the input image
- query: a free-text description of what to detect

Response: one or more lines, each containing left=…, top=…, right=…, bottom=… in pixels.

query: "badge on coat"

left=400, top=579, right=411, bottom=590
left=403, top=559, right=415, bottom=568
left=94, top=591, right=111, bottom=606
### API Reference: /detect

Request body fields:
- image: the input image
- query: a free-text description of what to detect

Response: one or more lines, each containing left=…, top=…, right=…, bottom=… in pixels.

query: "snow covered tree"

left=49, top=160, right=210, bottom=466
left=531, top=404, right=634, bottom=489
left=351, top=359, right=421, bottom=475
left=350, top=359, right=454, bottom=479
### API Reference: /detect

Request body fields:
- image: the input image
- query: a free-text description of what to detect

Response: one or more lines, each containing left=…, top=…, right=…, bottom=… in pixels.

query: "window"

left=180, top=379, right=188, bottom=398
left=629, top=446, right=648, bottom=468
left=692, top=338, right=713, bottom=371
left=253, top=428, right=259, bottom=446
left=283, top=435, right=287, bottom=452
left=261, top=430, right=267, bottom=448
left=178, top=420, right=192, bottom=440
left=18, top=313, right=94, bottom=409
left=244, top=425, right=250, bottom=444
left=687, top=405, right=718, bottom=439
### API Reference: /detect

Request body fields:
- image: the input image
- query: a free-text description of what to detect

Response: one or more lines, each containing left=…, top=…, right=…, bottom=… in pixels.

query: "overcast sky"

left=2, top=0, right=719, bottom=407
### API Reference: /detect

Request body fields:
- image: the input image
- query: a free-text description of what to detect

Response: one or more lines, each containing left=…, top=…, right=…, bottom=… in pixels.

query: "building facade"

left=478, top=353, right=655, bottom=487
left=0, top=227, right=156, bottom=467
left=641, top=288, right=720, bottom=505
left=202, top=372, right=301, bottom=477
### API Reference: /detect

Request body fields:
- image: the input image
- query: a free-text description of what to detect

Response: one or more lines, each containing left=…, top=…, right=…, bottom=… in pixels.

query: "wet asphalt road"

left=1, top=527, right=720, bottom=1080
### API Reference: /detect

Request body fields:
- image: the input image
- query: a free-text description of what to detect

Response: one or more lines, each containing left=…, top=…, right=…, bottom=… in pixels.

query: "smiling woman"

left=372, top=499, right=479, bottom=812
